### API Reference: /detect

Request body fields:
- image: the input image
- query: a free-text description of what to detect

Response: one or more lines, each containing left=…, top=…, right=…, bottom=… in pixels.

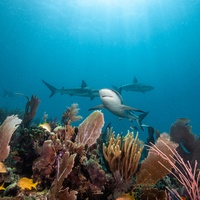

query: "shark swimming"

left=113, top=77, right=154, bottom=94
left=2, top=89, right=29, bottom=100
left=42, top=79, right=99, bottom=100
left=89, top=88, right=148, bottom=130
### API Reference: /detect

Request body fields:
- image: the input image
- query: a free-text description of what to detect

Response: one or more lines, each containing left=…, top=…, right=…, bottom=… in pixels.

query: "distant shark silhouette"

left=113, top=77, right=154, bottom=94
left=89, top=88, right=148, bottom=130
left=3, top=89, right=29, bottom=100
left=42, top=79, right=99, bottom=100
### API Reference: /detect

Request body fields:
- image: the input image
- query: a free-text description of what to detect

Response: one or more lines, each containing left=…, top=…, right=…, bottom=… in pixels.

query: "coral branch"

left=103, top=129, right=143, bottom=180
left=62, top=103, right=82, bottom=125
left=48, top=152, right=77, bottom=200
left=0, top=115, right=22, bottom=161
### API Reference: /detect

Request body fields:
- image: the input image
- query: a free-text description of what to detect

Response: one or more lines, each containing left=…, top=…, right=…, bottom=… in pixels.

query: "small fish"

left=0, top=162, right=6, bottom=173
left=181, top=197, right=187, bottom=200
left=0, top=182, right=5, bottom=191
left=11, top=150, right=19, bottom=156
left=116, top=193, right=135, bottom=200
left=39, top=122, right=51, bottom=132
left=18, top=177, right=38, bottom=190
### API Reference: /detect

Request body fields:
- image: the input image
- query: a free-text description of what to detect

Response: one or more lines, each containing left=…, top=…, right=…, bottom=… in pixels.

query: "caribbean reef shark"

left=3, top=89, right=29, bottom=100
left=113, top=77, right=154, bottom=94
left=89, top=88, right=148, bottom=130
left=42, top=79, right=99, bottom=100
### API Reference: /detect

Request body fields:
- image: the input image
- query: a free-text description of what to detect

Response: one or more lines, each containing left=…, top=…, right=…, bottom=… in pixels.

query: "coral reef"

left=31, top=108, right=106, bottom=199
left=146, top=132, right=200, bottom=199
left=8, top=126, right=48, bottom=176
left=0, top=104, right=200, bottom=200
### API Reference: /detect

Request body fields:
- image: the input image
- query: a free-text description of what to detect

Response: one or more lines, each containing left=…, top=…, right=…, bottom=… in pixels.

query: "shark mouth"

left=102, top=95, right=113, bottom=98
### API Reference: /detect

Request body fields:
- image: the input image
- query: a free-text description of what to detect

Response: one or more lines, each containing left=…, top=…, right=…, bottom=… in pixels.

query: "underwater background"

left=0, top=0, right=200, bottom=140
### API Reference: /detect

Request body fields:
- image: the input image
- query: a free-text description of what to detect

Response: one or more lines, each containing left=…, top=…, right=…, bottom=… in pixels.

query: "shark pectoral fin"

left=134, top=109, right=146, bottom=113
left=121, top=105, right=145, bottom=113
left=121, top=105, right=135, bottom=110
left=88, top=104, right=104, bottom=111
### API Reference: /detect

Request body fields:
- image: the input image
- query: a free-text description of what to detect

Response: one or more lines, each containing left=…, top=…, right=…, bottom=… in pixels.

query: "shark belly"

left=104, top=103, right=127, bottom=118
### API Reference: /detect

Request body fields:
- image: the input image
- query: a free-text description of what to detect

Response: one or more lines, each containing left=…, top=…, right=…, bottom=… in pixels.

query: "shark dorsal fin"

left=81, top=80, right=87, bottom=88
left=133, top=77, right=138, bottom=83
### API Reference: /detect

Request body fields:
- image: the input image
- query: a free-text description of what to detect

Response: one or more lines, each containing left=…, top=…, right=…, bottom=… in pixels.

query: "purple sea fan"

left=75, top=110, right=104, bottom=148
left=0, top=115, right=22, bottom=162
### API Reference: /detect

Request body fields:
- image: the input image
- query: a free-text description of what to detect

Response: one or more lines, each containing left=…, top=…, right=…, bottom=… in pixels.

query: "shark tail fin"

left=42, top=79, right=58, bottom=97
left=137, top=111, right=149, bottom=131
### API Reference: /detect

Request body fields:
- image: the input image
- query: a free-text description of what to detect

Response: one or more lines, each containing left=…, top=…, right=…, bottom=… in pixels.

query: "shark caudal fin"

left=42, top=80, right=58, bottom=97
left=137, top=111, right=149, bottom=130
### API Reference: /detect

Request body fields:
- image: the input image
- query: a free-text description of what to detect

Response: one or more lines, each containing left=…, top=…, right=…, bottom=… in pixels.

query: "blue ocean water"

left=0, top=0, right=200, bottom=140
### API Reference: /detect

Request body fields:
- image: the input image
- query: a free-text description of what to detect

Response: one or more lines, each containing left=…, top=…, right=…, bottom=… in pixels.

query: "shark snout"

left=99, top=89, right=115, bottom=98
